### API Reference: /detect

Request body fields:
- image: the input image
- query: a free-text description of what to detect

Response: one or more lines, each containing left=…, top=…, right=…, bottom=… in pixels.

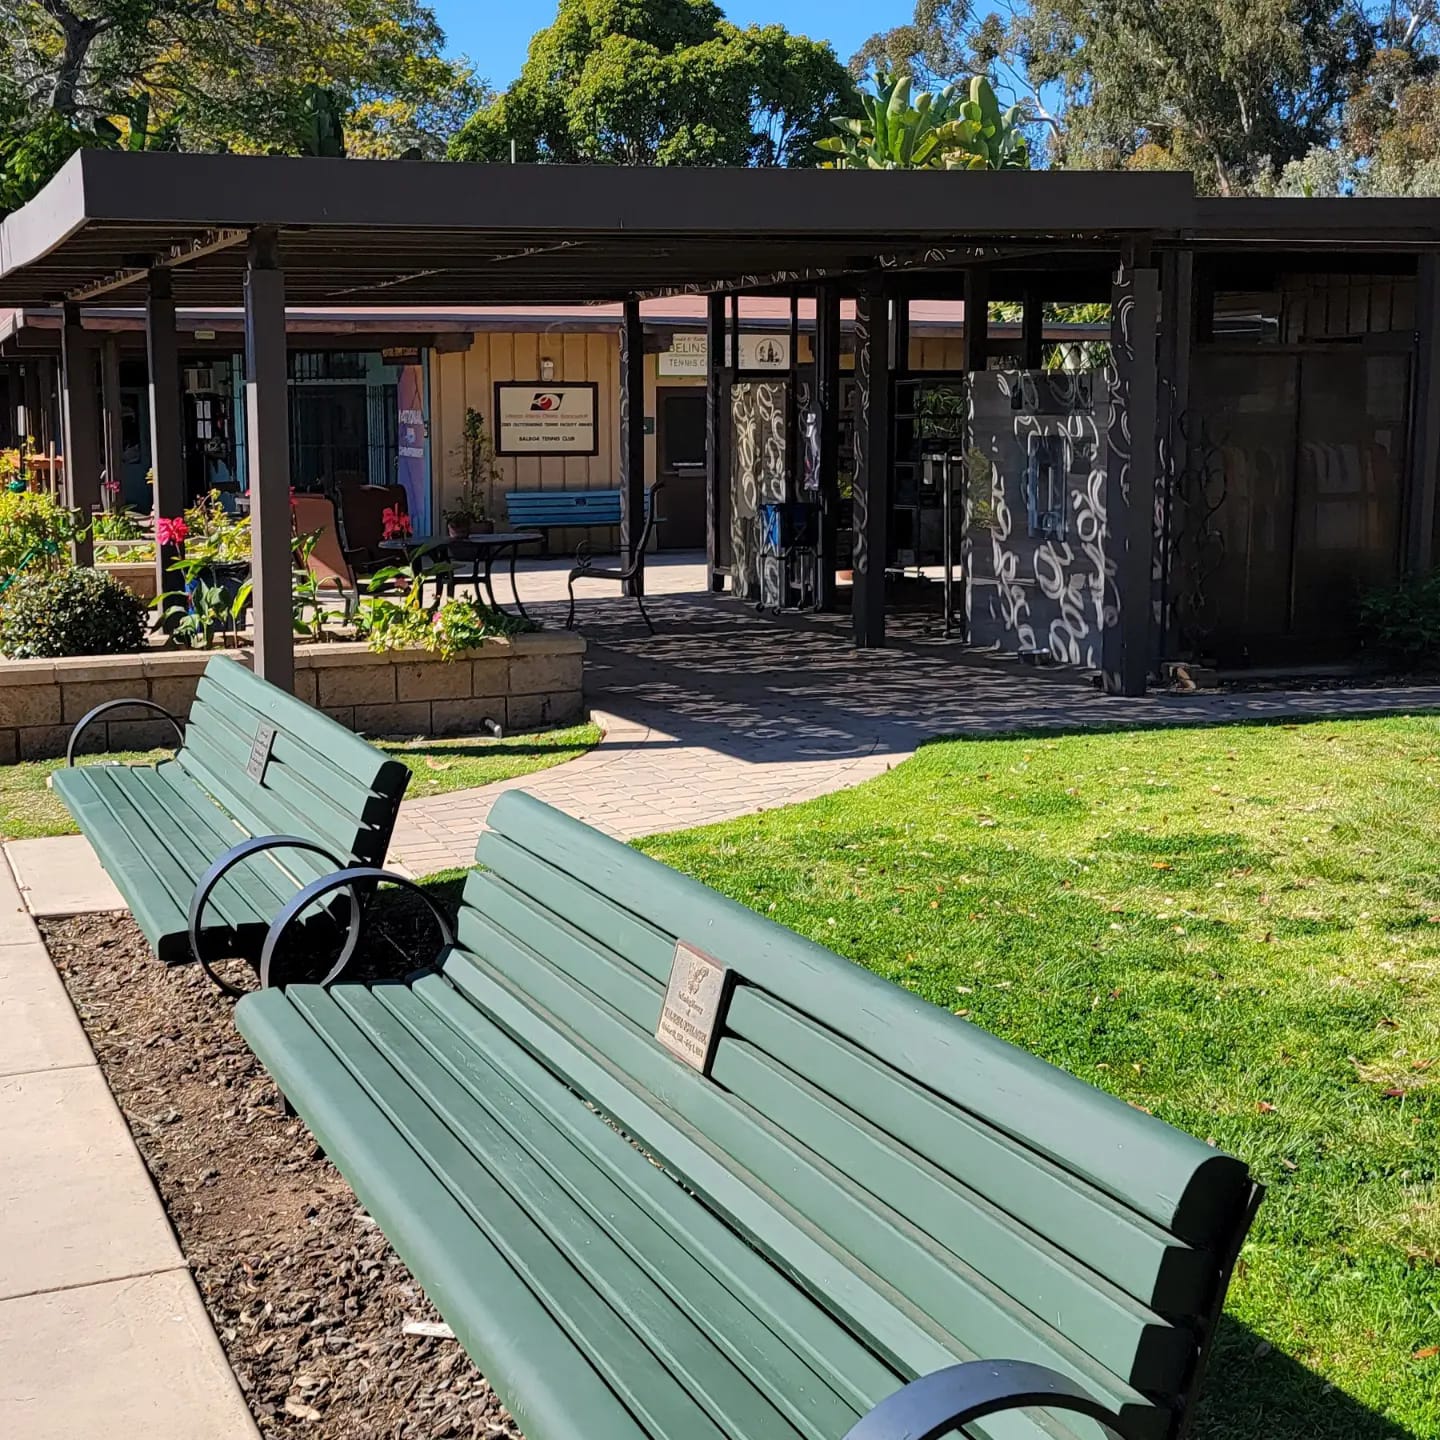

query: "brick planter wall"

left=0, top=632, right=586, bottom=763
left=98, top=561, right=158, bottom=604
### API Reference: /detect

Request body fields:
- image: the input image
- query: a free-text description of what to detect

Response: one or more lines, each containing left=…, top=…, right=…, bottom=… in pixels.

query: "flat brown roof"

left=0, top=151, right=1193, bottom=307
left=2, top=151, right=1437, bottom=311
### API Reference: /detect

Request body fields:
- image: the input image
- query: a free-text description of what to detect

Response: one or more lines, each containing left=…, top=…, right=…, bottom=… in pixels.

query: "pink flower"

left=155, top=515, right=189, bottom=547
left=102, top=478, right=120, bottom=496
left=382, top=506, right=412, bottom=540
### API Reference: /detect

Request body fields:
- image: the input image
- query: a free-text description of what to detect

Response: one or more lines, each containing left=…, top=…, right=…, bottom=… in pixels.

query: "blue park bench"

left=504, top=487, right=655, bottom=550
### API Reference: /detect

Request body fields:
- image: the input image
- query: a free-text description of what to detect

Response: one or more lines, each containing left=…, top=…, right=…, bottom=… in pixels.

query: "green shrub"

left=0, top=490, right=76, bottom=578
left=1357, top=572, right=1440, bottom=668
left=0, top=566, right=147, bottom=659
left=93, top=508, right=148, bottom=541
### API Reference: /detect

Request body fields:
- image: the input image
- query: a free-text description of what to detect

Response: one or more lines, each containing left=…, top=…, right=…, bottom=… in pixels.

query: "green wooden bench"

left=235, top=791, right=1262, bottom=1440
left=53, top=656, right=410, bottom=984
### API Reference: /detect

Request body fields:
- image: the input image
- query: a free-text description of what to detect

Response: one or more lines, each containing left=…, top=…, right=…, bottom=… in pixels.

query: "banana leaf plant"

left=817, top=72, right=1029, bottom=171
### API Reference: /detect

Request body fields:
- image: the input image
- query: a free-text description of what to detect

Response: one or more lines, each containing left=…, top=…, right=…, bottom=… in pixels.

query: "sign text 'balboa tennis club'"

left=655, top=941, right=735, bottom=1075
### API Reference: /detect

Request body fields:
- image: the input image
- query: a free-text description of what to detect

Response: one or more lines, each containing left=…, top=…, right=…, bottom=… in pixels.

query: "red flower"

left=382, top=506, right=412, bottom=540
left=155, top=515, right=189, bottom=547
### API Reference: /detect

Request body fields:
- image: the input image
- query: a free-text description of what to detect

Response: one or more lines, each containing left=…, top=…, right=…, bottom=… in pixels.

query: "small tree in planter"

left=447, top=407, right=499, bottom=537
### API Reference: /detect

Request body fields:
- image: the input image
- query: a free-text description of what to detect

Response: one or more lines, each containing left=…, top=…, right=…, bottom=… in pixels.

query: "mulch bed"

left=41, top=897, right=523, bottom=1440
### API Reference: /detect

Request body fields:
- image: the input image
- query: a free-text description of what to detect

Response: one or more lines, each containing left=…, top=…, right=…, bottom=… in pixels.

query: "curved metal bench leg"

left=259, top=867, right=456, bottom=989
left=842, top=1360, right=1127, bottom=1440
left=67, top=698, right=184, bottom=766
left=188, top=835, right=354, bottom=997
left=635, top=587, right=655, bottom=635
left=566, top=573, right=578, bottom=630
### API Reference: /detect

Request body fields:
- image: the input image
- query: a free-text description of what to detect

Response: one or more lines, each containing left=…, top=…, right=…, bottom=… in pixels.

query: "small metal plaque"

left=246, top=721, right=278, bottom=782
left=655, top=941, right=733, bottom=1075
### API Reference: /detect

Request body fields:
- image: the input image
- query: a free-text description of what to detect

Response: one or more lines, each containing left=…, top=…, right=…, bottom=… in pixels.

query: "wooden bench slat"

left=189, top=693, right=390, bottom=833
left=427, top=956, right=1119, bottom=1440
left=728, top=987, right=1213, bottom=1316
left=464, top=867, right=1193, bottom=1350
left=326, top=984, right=825, bottom=1440
left=484, top=792, right=1249, bottom=1251
left=201, top=659, right=407, bottom=800
left=232, top=988, right=655, bottom=1440
left=362, top=980, right=886, bottom=1438
left=462, top=862, right=1209, bottom=1327
left=102, top=766, right=274, bottom=931
left=286, top=987, right=750, bottom=1440
left=55, top=765, right=256, bottom=936
left=182, top=698, right=387, bottom=861
left=445, top=919, right=1174, bottom=1416
left=469, top=842, right=1211, bottom=1316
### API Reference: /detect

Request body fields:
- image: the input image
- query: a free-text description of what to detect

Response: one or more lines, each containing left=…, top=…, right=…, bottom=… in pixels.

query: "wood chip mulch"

left=42, top=900, right=523, bottom=1440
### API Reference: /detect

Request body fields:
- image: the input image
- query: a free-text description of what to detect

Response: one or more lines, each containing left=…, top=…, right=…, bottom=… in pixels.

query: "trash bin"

left=757, top=501, right=819, bottom=613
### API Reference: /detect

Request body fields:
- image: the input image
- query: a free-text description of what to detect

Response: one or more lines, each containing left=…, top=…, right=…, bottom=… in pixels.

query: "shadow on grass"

left=1194, top=1317, right=1417, bottom=1440
left=386, top=739, right=588, bottom=762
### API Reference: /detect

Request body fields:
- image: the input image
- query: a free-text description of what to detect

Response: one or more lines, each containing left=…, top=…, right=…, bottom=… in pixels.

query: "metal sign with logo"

left=246, top=721, right=278, bottom=783
left=655, top=941, right=735, bottom=1075
left=494, top=381, right=599, bottom=456
left=658, top=333, right=792, bottom=376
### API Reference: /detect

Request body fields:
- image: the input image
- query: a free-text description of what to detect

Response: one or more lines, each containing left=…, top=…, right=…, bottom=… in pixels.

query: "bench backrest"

left=505, top=488, right=653, bottom=529
left=176, top=657, right=410, bottom=868
left=447, top=791, right=1258, bottom=1440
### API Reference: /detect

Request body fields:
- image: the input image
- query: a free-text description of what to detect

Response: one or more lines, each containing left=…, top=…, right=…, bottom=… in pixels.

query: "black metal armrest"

left=258, top=866, right=455, bottom=990
left=843, top=1361, right=1127, bottom=1440
left=189, top=835, right=354, bottom=997
left=66, top=698, right=184, bottom=767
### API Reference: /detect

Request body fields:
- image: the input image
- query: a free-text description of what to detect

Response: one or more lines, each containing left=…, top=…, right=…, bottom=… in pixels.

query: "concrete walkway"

left=0, top=856, right=258, bottom=1439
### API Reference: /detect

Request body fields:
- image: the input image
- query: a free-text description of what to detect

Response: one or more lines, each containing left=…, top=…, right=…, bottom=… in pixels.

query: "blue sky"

left=432, top=2, right=879, bottom=88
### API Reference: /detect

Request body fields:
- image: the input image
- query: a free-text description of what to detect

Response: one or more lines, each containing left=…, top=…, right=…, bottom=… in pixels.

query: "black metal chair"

left=566, top=482, right=664, bottom=634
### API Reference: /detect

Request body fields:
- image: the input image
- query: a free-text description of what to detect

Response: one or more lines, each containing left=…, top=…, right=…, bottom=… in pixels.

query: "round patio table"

left=379, top=531, right=543, bottom=620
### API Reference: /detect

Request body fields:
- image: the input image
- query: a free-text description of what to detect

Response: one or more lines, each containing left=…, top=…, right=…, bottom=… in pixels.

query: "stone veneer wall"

left=0, top=632, right=586, bottom=763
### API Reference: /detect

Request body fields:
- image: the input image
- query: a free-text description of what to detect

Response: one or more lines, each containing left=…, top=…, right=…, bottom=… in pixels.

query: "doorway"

left=1188, top=348, right=1408, bottom=662
left=656, top=386, right=707, bottom=549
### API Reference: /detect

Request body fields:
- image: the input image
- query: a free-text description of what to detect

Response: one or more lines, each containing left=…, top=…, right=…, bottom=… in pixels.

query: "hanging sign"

left=494, top=382, right=599, bottom=456
left=658, top=333, right=791, bottom=376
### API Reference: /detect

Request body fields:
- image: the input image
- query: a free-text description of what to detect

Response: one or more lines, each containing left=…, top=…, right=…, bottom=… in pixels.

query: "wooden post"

left=1406, top=253, right=1440, bottom=577
left=705, top=292, right=729, bottom=592
left=852, top=279, right=890, bottom=648
left=1103, top=257, right=1160, bottom=696
left=60, top=303, right=102, bottom=566
left=815, top=282, right=841, bottom=612
left=964, top=269, right=990, bottom=373
left=619, top=297, right=646, bottom=597
left=101, top=335, right=124, bottom=505
left=146, top=269, right=185, bottom=605
left=1157, top=250, right=1193, bottom=662
left=245, top=228, right=295, bottom=693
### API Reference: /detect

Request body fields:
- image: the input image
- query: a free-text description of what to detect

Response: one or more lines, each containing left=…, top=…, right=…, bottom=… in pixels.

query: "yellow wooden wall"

left=429, top=328, right=970, bottom=541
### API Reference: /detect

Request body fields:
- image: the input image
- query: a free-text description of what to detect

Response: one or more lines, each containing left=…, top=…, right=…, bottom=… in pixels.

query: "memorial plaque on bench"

left=656, top=941, right=734, bottom=1075
left=246, top=721, right=278, bottom=783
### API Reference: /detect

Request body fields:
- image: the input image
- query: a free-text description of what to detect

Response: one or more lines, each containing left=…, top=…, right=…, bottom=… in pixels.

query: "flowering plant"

left=382, top=505, right=412, bottom=540
left=155, top=515, right=190, bottom=548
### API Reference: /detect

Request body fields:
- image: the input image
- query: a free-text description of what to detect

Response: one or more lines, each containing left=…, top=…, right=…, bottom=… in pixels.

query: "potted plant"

left=447, top=406, right=498, bottom=536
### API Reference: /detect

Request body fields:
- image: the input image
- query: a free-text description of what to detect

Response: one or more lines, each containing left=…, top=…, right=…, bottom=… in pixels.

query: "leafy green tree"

left=816, top=71, right=1028, bottom=170
left=852, top=0, right=1373, bottom=193
left=0, top=1, right=483, bottom=213
left=449, top=0, right=856, bottom=167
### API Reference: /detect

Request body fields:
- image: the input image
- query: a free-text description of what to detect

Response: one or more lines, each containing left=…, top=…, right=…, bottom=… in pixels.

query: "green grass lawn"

left=0, top=723, right=599, bottom=839
left=639, top=715, right=1440, bottom=1440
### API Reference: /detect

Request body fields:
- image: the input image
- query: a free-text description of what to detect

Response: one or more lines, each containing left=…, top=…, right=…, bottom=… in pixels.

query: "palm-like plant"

left=817, top=72, right=1029, bottom=171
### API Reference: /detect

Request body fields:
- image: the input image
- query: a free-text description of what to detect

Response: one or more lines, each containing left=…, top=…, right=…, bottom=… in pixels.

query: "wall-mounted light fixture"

left=539, top=357, right=556, bottom=381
